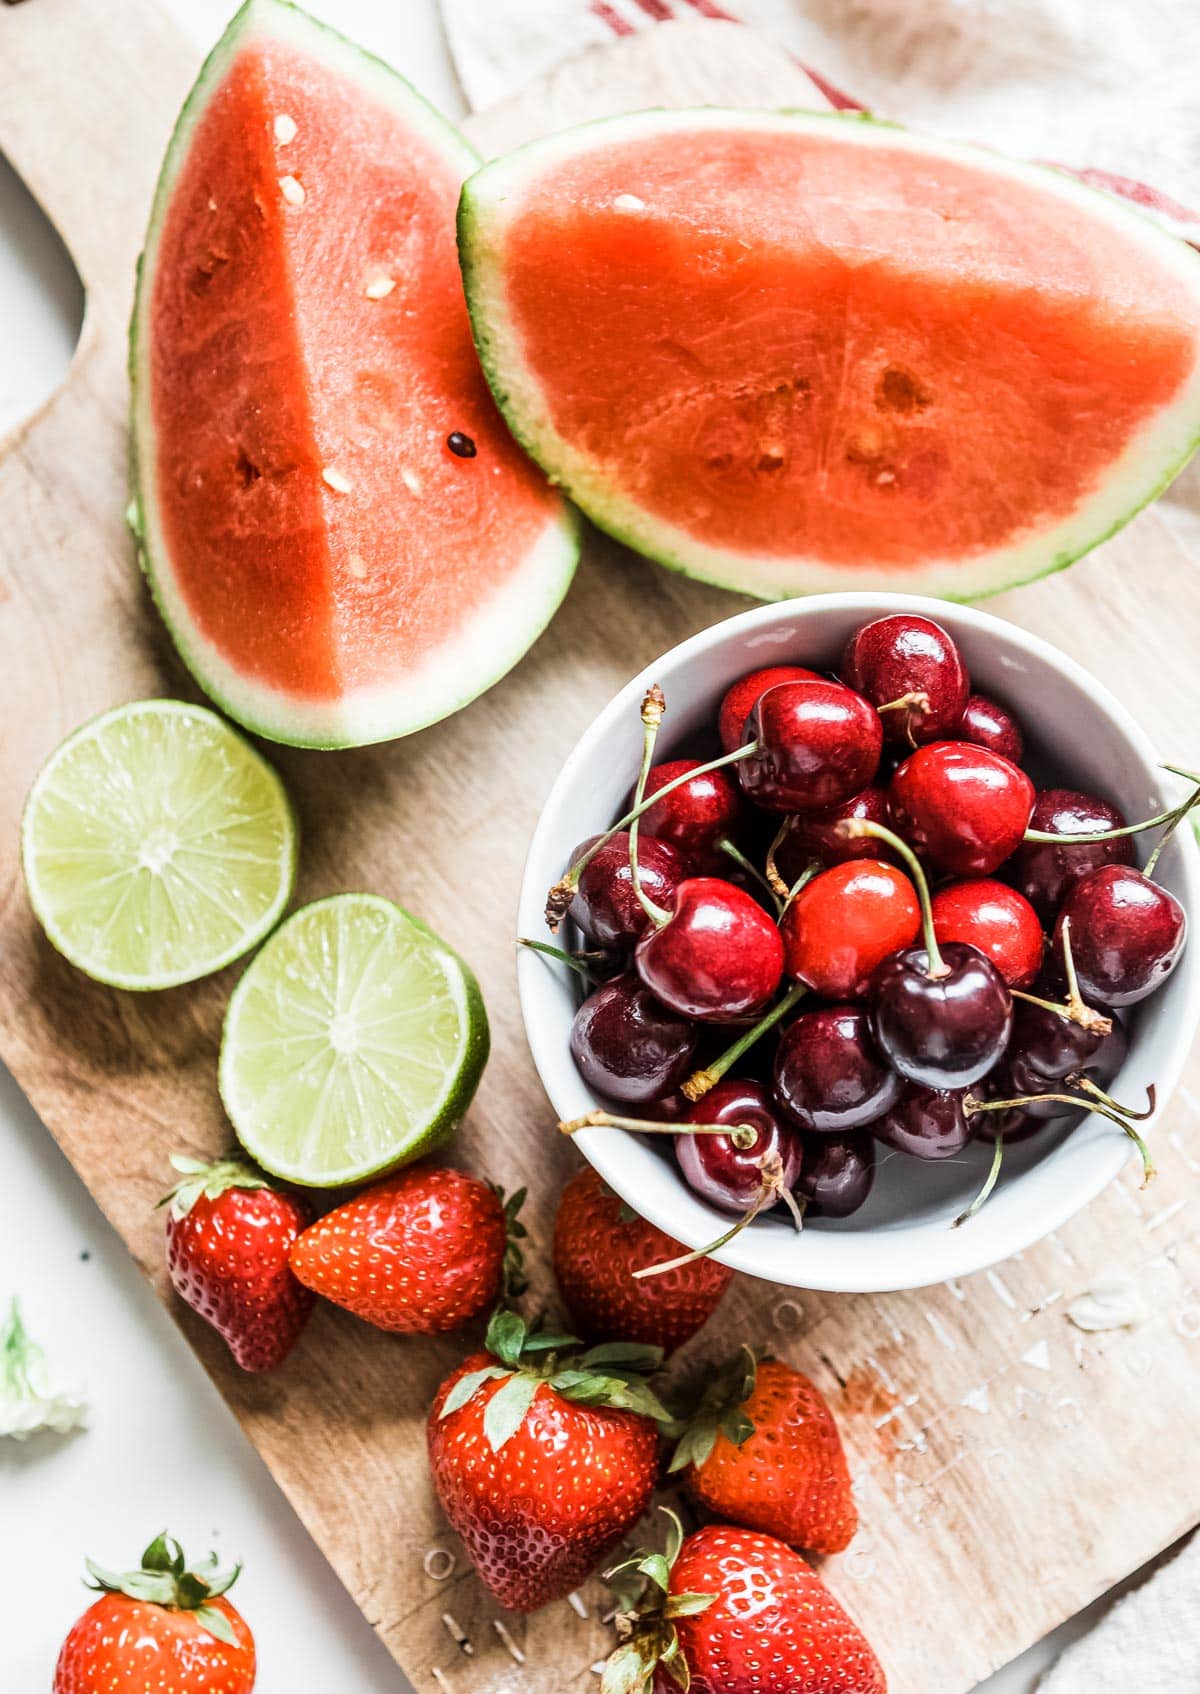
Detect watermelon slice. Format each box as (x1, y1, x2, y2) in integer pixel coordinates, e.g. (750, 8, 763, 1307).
(459, 110, 1200, 602)
(130, 0, 577, 748)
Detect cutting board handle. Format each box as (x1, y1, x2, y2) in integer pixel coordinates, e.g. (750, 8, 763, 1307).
(0, 0, 195, 315)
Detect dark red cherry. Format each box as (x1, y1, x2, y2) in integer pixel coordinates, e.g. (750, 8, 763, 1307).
(570, 973, 697, 1104)
(795, 1132, 875, 1218)
(739, 681, 882, 814)
(773, 786, 898, 879)
(677, 1079, 802, 1212)
(640, 759, 742, 869)
(954, 693, 1024, 764)
(890, 742, 1035, 876)
(773, 1004, 902, 1133)
(873, 1085, 971, 1160)
(781, 860, 920, 999)
(840, 614, 969, 746)
(569, 832, 691, 948)
(869, 941, 1012, 1088)
(968, 1076, 1039, 1142)
(636, 877, 784, 1022)
(718, 664, 822, 755)
(1005, 1011, 1127, 1120)
(1011, 789, 1135, 921)
(930, 878, 1044, 989)
(1055, 865, 1186, 1006)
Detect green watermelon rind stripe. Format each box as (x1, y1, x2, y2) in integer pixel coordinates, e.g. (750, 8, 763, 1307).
(129, 0, 579, 751)
(458, 106, 1200, 606)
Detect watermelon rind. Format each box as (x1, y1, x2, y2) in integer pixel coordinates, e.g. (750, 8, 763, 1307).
(459, 107, 1200, 604)
(130, 0, 579, 750)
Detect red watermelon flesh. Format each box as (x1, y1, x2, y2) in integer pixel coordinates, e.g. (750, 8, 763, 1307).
(460, 111, 1200, 601)
(133, 2, 576, 746)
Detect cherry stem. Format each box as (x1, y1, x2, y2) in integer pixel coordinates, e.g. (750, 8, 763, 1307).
(1145, 778, 1200, 878)
(1023, 778, 1200, 847)
(558, 1109, 758, 1150)
(517, 938, 608, 982)
(680, 981, 808, 1101)
(783, 857, 825, 915)
(764, 818, 794, 899)
(632, 1151, 792, 1280)
(1012, 918, 1112, 1034)
(835, 816, 947, 978)
(953, 1133, 1003, 1228)
(968, 1090, 1155, 1184)
(717, 838, 782, 915)
(544, 741, 759, 930)
(876, 689, 930, 717)
(628, 686, 671, 928)
(1069, 1075, 1157, 1122)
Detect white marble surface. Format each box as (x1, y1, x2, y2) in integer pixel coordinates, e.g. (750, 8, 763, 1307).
(0, 0, 1131, 1686)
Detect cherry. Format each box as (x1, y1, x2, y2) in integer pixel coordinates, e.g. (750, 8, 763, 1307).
(873, 1085, 972, 1160)
(955, 693, 1024, 764)
(780, 860, 920, 999)
(773, 1004, 902, 1133)
(840, 614, 969, 747)
(569, 973, 698, 1103)
(738, 680, 882, 814)
(1005, 1004, 1127, 1119)
(889, 742, 1035, 876)
(795, 1131, 875, 1218)
(872, 940, 1012, 1088)
(772, 787, 897, 881)
(636, 877, 784, 1022)
(640, 759, 742, 869)
(930, 878, 1044, 989)
(1054, 865, 1186, 1007)
(718, 664, 822, 755)
(569, 832, 692, 948)
(676, 1079, 803, 1212)
(1011, 789, 1135, 921)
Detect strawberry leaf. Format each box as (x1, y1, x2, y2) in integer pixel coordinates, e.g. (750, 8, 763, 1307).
(518, 1327, 580, 1355)
(439, 1365, 509, 1420)
(600, 1640, 658, 1694)
(668, 1346, 758, 1473)
(660, 1643, 691, 1690)
(637, 1553, 671, 1593)
(482, 1371, 542, 1452)
(581, 1342, 664, 1373)
(485, 1308, 528, 1368)
(664, 1592, 716, 1619)
(662, 1508, 685, 1567)
(193, 1605, 237, 1646)
(140, 1532, 183, 1575)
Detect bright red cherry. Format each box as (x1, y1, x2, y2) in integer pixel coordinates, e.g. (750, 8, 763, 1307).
(676, 1078, 802, 1212)
(931, 879, 1044, 989)
(1011, 788, 1134, 921)
(739, 681, 882, 814)
(955, 693, 1024, 764)
(569, 832, 692, 948)
(636, 877, 784, 1023)
(773, 1005, 902, 1133)
(840, 614, 968, 746)
(718, 664, 821, 755)
(773, 787, 897, 881)
(570, 973, 698, 1103)
(781, 859, 920, 999)
(889, 742, 1035, 876)
(641, 759, 742, 869)
(1055, 865, 1186, 1006)
(795, 1131, 875, 1218)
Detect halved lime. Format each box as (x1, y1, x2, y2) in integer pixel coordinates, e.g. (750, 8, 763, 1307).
(21, 700, 296, 990)
(219, 894, 489, 1186)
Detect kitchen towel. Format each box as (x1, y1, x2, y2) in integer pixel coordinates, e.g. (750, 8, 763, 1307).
(1038, 1532, 1199, 1693)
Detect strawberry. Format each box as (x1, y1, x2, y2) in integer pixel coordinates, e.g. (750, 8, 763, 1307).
(603, 1515, 885, 1694)
(671, 1349, 857, 1554)
(553, 1166, 732, 1356)
(161, 1155, 313, 1372)
(289, 1165, 524, 1334)
(54, 1533, 255, 1694)
(427, 1309, 673, 1611)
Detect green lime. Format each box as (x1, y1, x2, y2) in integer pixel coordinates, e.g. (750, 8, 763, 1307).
(21, 700, 296, 990)
(219, 894, 489, 1186)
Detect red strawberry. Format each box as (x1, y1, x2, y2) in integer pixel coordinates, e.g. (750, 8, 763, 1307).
(162, 1155, 313, 1372)
(289, 1165, 523, 1334)
(54, 1534, 255, 1694)
(553, 1166, 732, 1356)
(603, 1517, 885, 1694)
(427, 1309, 670, 1611)
(671, 1349, 858, 1554)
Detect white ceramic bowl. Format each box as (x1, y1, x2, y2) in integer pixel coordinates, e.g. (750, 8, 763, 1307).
(517, 593, 1200, 1292)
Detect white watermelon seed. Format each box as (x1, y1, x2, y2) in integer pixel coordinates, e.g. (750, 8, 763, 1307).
(401, 468, 422, 495)
(613, 193, 646, 212)
(279, 175, 305, 206)
(365, 275, 396, 300)
(274, 113, 298, 144)
(348, 553, 368, 579)
(322, 466, 352, 493)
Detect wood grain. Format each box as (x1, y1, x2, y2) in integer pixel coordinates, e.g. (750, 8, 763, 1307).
(2, 4, 1200, 1691)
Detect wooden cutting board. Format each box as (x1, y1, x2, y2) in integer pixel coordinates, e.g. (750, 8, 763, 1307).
(3, 3, 1200, 1690)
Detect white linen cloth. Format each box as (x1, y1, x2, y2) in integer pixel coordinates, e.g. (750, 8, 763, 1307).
(438, 3, 1200, 1685)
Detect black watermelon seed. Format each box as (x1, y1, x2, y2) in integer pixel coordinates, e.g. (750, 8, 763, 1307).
(446, 432, 477, 459)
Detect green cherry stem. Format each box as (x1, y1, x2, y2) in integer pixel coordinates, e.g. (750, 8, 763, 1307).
(764, 817, 795, 900)
(558, 1109, 758, 1150)
(1069, 1076, 1157, 1122)
(717, 838, 783, 914)
(1011, 917, 1112, 1034)
(952, 1133, 1004, 1228)
(1022, 777, 1200, 847)
(632, 1151, 799, 1280)
(835, 816, 947, 978)
(681, 981, 808, 1102)
(629, 686, 670, 928)
(517, 938, 609, 982)
(968, 1091, 1154, 1183)
(782, 857, 825, 916)
(1145, 779, 1200, 877)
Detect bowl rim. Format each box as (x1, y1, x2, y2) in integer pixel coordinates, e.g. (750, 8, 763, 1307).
(516, 590, 1200, 1292)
